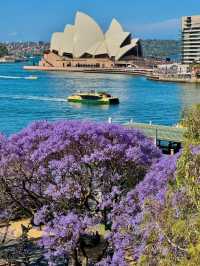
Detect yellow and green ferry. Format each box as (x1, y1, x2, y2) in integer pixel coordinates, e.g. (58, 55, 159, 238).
(68, 91, 119, 105)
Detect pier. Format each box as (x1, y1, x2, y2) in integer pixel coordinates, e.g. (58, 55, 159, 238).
(147, 74, 200, 83)
(126, 122, 185, 154)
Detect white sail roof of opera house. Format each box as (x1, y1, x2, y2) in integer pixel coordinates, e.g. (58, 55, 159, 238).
(50, 11, 141, 60)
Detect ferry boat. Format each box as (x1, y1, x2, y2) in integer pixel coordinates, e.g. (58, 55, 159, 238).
(68, 91, 119, 105)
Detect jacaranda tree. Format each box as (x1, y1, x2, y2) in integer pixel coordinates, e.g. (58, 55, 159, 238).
(0, 120, 161, 265)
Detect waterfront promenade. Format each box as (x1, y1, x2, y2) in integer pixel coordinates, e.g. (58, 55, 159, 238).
(127, 122, 185, 142)
(147, 73, 200, 83)
(24, 65, 152, 76)
(127, 122, 185, 154)
(24, 64, 200, 83)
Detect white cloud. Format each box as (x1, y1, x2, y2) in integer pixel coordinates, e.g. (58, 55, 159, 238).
(8, 32, 18, 37)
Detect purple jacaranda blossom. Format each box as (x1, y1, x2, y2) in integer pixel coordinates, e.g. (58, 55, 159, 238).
(108, 153, 181, 265)
(0, 120, 162, 264)
(39, 213, 92, 265)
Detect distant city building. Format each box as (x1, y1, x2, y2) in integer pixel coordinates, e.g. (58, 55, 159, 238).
(39, 11, 142, 69)
(182, 15, 200, 64)
(5, 41, 49, 57)
(156, 63, 190, 74)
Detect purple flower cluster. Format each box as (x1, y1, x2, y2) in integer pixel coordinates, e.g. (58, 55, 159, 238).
(0, 120, 163, 264)
(108, 154, 180, 265)
(40, 213, 91, 265)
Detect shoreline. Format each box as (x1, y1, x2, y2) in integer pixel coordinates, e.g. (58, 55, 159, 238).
(147, 75, 200, 83)
(24, 65, 200, 83)
(23, 65, 151, 76)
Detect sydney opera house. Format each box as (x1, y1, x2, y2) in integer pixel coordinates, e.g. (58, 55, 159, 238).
(39, 12, 142, 69)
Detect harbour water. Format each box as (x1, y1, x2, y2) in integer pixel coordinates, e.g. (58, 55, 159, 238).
(1, 62, 200, 135)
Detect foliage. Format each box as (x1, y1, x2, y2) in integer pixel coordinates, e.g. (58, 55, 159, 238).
(107, 144, 200, 265)
(132, 146, 200, 266)
(0, 44, 8, 57)
(141, 39, 180, 59)
(0, 120, 161, 265)
(106, 154, 179, 265)
(181, 104, 200, 143)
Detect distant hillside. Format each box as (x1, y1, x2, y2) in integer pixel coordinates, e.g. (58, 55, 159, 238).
(141, 40, 181, 59)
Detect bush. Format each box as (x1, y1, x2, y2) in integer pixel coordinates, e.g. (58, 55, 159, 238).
(181, 104, 200, 143)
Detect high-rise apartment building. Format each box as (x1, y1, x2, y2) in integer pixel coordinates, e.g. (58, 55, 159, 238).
(182, 15, 200, 64)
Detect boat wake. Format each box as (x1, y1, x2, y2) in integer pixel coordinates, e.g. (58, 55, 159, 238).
(0, 95, 67, 102)
(0, 75, 38, 80)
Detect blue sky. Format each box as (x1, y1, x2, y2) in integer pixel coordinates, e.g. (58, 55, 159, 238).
(1, 0, 200, 41)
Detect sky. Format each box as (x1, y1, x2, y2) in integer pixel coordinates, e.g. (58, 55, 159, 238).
(1, 0, 200, 42)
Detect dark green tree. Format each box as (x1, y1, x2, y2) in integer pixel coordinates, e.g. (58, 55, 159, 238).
(0, 44, 8, 57)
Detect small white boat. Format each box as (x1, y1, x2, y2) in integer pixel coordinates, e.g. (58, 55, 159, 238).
(25, 76, 38, 80)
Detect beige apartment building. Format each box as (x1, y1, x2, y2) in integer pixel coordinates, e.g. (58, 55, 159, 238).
(182, 15, 200, 64)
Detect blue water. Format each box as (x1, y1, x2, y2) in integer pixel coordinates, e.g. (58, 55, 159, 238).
(1, 62, 200, 135)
